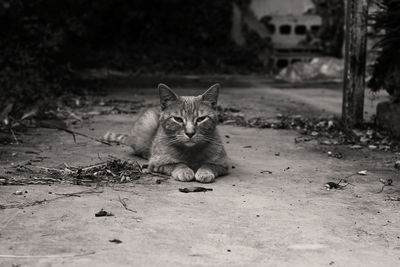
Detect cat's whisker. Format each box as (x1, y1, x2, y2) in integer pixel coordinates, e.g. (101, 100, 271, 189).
(201, 136, 223, 147)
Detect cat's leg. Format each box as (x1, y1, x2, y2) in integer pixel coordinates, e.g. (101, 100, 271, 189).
(195, 164, 228, 183)
(155, 163, 195, 182)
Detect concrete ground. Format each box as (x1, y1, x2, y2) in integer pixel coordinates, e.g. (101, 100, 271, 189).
(0, 76, 399, 267)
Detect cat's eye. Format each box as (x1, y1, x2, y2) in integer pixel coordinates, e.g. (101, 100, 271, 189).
(173, 116, 184, 123)
(196, 116, 207, 123)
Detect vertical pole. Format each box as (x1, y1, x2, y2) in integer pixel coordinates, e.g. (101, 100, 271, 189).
(342, 0, 368, 127)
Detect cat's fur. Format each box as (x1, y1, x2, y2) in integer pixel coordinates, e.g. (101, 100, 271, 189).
(104, 84, 229, 183)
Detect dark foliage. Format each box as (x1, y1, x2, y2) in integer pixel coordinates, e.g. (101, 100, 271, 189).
(311, 0, 345, 58)
(0, 0, 267, 116)
(0, 0, 268, 115)
(368, 0, 400, 97)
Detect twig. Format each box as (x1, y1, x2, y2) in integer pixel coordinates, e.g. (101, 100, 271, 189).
(378, 185, 386, 193)
(33, 166, 65, 172)
(385, 196, 400, 201)
(54, 188, 103, 197)
(10, 128, 19, 144)
(0, 188, 103, 209)
(12, 117, 110, 146)
(135, 161, 143, 172)
(148, 171, 170, 180)
(81, 162, 108, 171)
(118, 195, 137, 213)
(50, 126, 110, 146)
(0, 252, 95, 258)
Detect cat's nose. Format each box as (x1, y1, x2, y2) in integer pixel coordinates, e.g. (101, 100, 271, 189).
(185, 132, 195, 138)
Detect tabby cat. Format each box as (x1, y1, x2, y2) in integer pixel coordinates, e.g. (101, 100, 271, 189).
(104, 84, 229, 183)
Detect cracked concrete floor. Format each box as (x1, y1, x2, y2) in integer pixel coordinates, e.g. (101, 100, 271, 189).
(0, 76, 399, 267)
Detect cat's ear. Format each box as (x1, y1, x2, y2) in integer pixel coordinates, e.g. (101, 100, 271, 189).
(201, 83, 220, 108)
(158, 83, 178, 109)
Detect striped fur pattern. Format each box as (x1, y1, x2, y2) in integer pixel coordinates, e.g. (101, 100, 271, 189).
(103, 132, 128, 144)
(104, 83, 229, 183)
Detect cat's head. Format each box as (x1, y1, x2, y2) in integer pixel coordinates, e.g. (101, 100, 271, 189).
(158, 83, 220, 147)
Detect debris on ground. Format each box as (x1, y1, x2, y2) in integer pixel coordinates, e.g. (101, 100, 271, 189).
(13, 190, 23, 195)
(179, 187, 213, 193)
(1, 157, 161, 186)
(118, 196, 137, 213)
(1, 188, 103, 210)
(380, 178, 393, 186)
(217, 107, 400, 152)
(350, 145, 363, 149)
(0, 94, 148, 146)
(378, 178, 393, 193)
(394, 161, 400, 170)
(325, 179, 350, 190)
(109, 239, 122, 244)
(327, 151, 343, 159)
(385, 196, 400, 201)
(357, 170, 368, 176)
(95, 209, 114, 217)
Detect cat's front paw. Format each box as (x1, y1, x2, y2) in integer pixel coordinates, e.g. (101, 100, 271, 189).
(195, 168, 215, 183)
(172, 166, 195, 182)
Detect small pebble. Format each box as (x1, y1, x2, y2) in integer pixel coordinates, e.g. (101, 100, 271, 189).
(394, 161, 400, 170)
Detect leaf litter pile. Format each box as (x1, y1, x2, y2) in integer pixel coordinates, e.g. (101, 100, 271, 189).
(217, 107, 400, 151)
(0, 93, 149, 146)
(1, 157, 166, 186)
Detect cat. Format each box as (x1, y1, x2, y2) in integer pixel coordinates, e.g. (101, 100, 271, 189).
(104, 83, 229, 183)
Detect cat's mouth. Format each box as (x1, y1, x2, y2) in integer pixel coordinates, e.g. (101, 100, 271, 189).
(179, 138, 196, 147)
(183, 140, 196, 147)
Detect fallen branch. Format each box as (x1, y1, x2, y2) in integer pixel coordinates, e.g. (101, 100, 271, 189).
(146, 171, 170, 180)
(45, 126, 111, 146)
(0, 188, 103, 209)
(118, 195, 137, 213)
(54, 188, 104, 197)
(0, 252, 95, 258)
(377, 178, 393, 193)
(10, 128, 19, 144)
(11, 117, 111, 146)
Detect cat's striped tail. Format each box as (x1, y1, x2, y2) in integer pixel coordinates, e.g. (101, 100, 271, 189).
(103, 131, 129, 144)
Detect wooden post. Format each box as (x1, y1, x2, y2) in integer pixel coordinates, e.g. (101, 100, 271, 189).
(342, 0, 368, 127)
